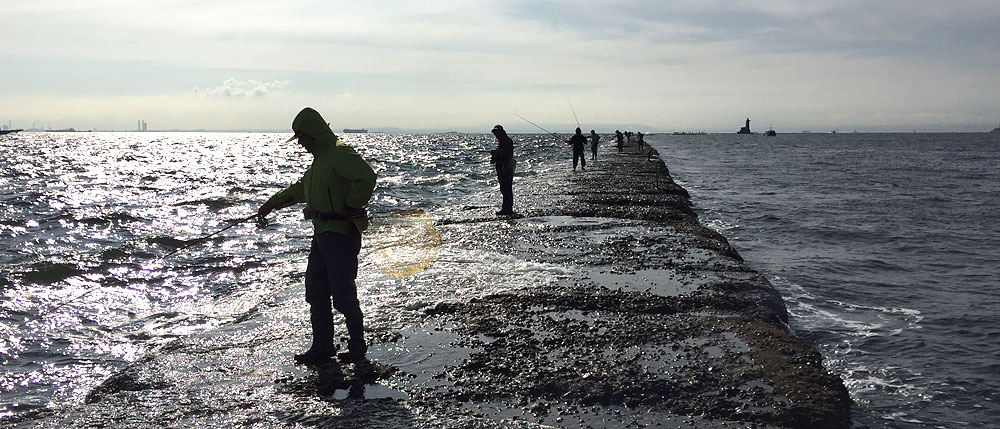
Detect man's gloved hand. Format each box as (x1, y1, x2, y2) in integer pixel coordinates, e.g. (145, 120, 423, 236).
(258, 202, 274, 218)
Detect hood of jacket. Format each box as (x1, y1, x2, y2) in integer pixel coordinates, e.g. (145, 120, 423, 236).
(292, 107, 340, 154)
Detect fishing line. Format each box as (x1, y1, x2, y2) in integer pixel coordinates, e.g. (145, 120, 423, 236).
(514, 114, 563, 140)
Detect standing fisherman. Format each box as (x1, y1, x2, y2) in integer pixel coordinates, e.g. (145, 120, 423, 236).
(615, 130, 624, 152)
(258, 107, 377, 364)
(490, 125, 516, 216)
(589, 129, 600, 160)
(569, 127, 587, 171)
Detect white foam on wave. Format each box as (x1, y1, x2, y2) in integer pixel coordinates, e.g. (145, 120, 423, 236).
(357, 245, 574, 317)
(845, 367, 929, 400)
(770, 274, 929, 416)
(418, 247, 572, 288)
(772, 276, 922, 336)
(702, 217, 739, 234)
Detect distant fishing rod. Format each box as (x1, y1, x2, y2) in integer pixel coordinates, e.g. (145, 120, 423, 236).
(514, 114, 564, 141)
(159, 213, 265, 260)
(568, 98, 581, 129)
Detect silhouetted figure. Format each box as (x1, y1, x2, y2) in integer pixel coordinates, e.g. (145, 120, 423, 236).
(615, 130, 624, 152)
(258, 107, 377, 365)
(589, 130, 600, 160)
(490, 125, 516, 215)
(637, 132, 644, 149)
(568, 127, 587, 170)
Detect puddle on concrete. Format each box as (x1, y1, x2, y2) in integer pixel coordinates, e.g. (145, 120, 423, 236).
(372, 321, 481, 392)
(584, 267, 697, 296)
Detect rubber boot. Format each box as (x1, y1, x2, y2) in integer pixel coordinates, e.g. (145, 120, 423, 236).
(295, 302, 336, 364)
(338, 310, 367, 363)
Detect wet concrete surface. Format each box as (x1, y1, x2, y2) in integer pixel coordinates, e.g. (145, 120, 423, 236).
(17, 141, 850, 428)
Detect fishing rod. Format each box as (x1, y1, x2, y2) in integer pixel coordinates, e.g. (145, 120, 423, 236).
(514, 114, 564, 141)
(159, 213, 265, 260)
(48, 213, 266, 312)
(568, 98, 581, 129)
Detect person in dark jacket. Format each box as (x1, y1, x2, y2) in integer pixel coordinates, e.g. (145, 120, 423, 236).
(615, 130, 624, 152)
(490, 125, 516, 215)
(589, 129, 600, 160)
(568, 127, 587, 170)
(258, 107, 377, 364)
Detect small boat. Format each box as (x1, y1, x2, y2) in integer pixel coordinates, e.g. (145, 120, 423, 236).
(342, 128, 368, 133)
(764, 127, 776, 136)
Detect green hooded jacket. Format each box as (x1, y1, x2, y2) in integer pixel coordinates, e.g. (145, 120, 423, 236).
(266, 107, 377, 235)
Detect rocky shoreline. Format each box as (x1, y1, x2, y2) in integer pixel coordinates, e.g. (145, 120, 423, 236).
(18, 139, 850, 428)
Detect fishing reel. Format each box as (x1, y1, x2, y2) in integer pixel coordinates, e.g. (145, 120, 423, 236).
(255, 215, 269, 229)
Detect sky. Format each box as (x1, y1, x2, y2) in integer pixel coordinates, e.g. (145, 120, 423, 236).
(2, 0, 999, 133)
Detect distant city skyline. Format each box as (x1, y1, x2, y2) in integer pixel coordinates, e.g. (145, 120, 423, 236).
(2, 2, 998, 133)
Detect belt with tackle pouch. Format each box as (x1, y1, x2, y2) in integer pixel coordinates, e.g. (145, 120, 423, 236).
(313, 208, 370, 233)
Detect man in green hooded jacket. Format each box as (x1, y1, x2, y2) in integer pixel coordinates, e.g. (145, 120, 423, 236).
(258, 107, 377, 364)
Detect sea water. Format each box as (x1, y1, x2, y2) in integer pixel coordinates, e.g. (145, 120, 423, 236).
(2, 131, 998, 428)
(648, 132, 1000, 428)
(0, 131, 567, 423)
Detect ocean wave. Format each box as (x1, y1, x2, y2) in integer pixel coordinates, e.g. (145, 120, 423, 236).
(19, 261, 85, 285)
(172, 197, 236, 210)
(147, 235, 192, 249)
(76, 212, 145, 225)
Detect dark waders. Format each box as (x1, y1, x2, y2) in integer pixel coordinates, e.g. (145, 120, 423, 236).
(497, 160, 514, 215)
(303, 228, 365, 359)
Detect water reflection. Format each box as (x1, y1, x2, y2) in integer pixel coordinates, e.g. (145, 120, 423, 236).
(1, 130, 568, 418)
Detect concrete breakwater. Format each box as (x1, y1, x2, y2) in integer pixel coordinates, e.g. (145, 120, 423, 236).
(21, 139, 850, 428)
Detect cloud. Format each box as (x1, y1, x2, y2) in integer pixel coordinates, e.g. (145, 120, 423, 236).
(197, 78, 291, 97)
(2, 2, 997, 131)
